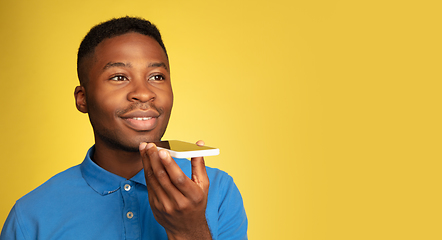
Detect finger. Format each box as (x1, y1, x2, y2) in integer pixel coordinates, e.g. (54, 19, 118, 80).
(139, 142, 154, 188)
(158, 149, 201, 198)
(191, 140, 209, 192)
(191, 140, 210, 192)
(147, 144, 187, 203)
(196, 140, 205, 146)
(139, 143, 159, 203)
(191, 156, 209, 190)
(140, 143, 170, 203)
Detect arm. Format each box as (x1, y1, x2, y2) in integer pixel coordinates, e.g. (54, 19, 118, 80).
(216, 174, 248, 240)
(1, 205, 28, 240)
(139, 141, 212, 240)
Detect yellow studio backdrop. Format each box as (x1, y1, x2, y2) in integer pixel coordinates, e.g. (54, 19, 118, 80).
(0, 0, 441, 239)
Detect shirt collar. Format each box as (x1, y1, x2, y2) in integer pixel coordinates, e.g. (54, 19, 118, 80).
(80, 146, 147, 196)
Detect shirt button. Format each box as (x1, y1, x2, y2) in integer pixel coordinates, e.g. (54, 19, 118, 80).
(127, 211, 134, 219)
(124, 184, 131, 191)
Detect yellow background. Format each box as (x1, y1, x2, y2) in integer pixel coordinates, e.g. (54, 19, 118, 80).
(1, 0, 441, 239)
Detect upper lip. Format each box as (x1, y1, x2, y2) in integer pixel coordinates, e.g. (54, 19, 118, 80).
(119, 110, 160, 119)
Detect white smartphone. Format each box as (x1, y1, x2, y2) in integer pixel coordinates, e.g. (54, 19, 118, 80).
(154, 140, 220, 158)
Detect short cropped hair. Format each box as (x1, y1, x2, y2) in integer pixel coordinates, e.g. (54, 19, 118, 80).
(77, 16, 167, 85)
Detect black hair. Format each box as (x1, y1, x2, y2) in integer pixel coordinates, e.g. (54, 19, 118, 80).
(77, 16, 167, 85)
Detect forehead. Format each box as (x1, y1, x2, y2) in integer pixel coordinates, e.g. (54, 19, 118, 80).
(92, 32, 169, 66)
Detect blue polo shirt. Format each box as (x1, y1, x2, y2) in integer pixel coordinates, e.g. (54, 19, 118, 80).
(0, 147, 247, 240)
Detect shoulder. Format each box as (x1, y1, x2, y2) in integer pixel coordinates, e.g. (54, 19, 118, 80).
(2, 165, 85, 239)
(15, 165, 84, 210)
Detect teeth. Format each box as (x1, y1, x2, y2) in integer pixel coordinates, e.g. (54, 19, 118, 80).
(132, 117, 152, 121)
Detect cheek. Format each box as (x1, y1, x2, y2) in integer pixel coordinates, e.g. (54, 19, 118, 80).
(87, 94, 119, 125)
(159, 95, 173, 117)
(161, 88, 174, 109)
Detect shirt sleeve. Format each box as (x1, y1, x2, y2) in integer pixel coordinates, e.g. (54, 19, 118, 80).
(0, 205, 27, 240)
(216, 174, 248, 240)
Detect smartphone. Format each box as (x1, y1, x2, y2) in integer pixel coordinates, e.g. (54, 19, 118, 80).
(154, 140, 220, 158)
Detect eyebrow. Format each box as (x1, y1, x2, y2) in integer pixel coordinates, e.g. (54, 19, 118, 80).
(148, 62, 168, 71)
(102, 62, 168, 71)
(103, 62, 131, 70)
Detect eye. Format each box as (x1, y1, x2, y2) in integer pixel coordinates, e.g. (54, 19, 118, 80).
(109, 75, 128, 81)
(148, 74, 165, 81)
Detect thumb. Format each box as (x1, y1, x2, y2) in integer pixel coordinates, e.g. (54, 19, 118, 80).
(191, 140, 210, 191)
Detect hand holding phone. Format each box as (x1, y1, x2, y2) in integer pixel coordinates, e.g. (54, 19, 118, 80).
(139, 140, 212, 239)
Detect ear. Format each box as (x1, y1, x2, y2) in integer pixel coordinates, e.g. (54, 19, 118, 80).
(74, 86, 88, 113)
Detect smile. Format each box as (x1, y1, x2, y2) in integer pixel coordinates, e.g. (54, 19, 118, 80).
(122, 117, 158, 131)
(132, 117, 152, 121)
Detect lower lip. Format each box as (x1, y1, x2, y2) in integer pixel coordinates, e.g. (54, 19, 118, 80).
(122, 117, 158, 131)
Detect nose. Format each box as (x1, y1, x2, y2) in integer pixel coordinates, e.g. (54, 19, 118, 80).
(127, 80, 156, 103)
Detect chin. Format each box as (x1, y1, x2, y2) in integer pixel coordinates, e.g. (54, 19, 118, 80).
(96, 133, 143, 153)
(96, 127, 166, 152)
(106, 138, 141, 152)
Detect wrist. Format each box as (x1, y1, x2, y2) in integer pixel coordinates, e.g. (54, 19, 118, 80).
(166, 224, 212, 240)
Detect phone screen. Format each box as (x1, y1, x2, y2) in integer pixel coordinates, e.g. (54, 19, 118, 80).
(154, 140, 217, 152)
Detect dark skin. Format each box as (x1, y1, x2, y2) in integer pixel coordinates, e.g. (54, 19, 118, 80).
(74, 32, 211, 240)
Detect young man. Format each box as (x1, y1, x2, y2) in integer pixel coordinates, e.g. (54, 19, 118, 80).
(1, 17, 247, 240)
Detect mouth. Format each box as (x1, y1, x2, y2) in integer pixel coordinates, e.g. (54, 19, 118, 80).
(122, 117, 158, 131)
(119, 110, 160, 131)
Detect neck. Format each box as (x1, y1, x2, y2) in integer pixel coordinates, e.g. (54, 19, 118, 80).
(92, 141, 144, 180)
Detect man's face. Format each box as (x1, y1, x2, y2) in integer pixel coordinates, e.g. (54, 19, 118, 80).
(76, 32, 173, 152)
